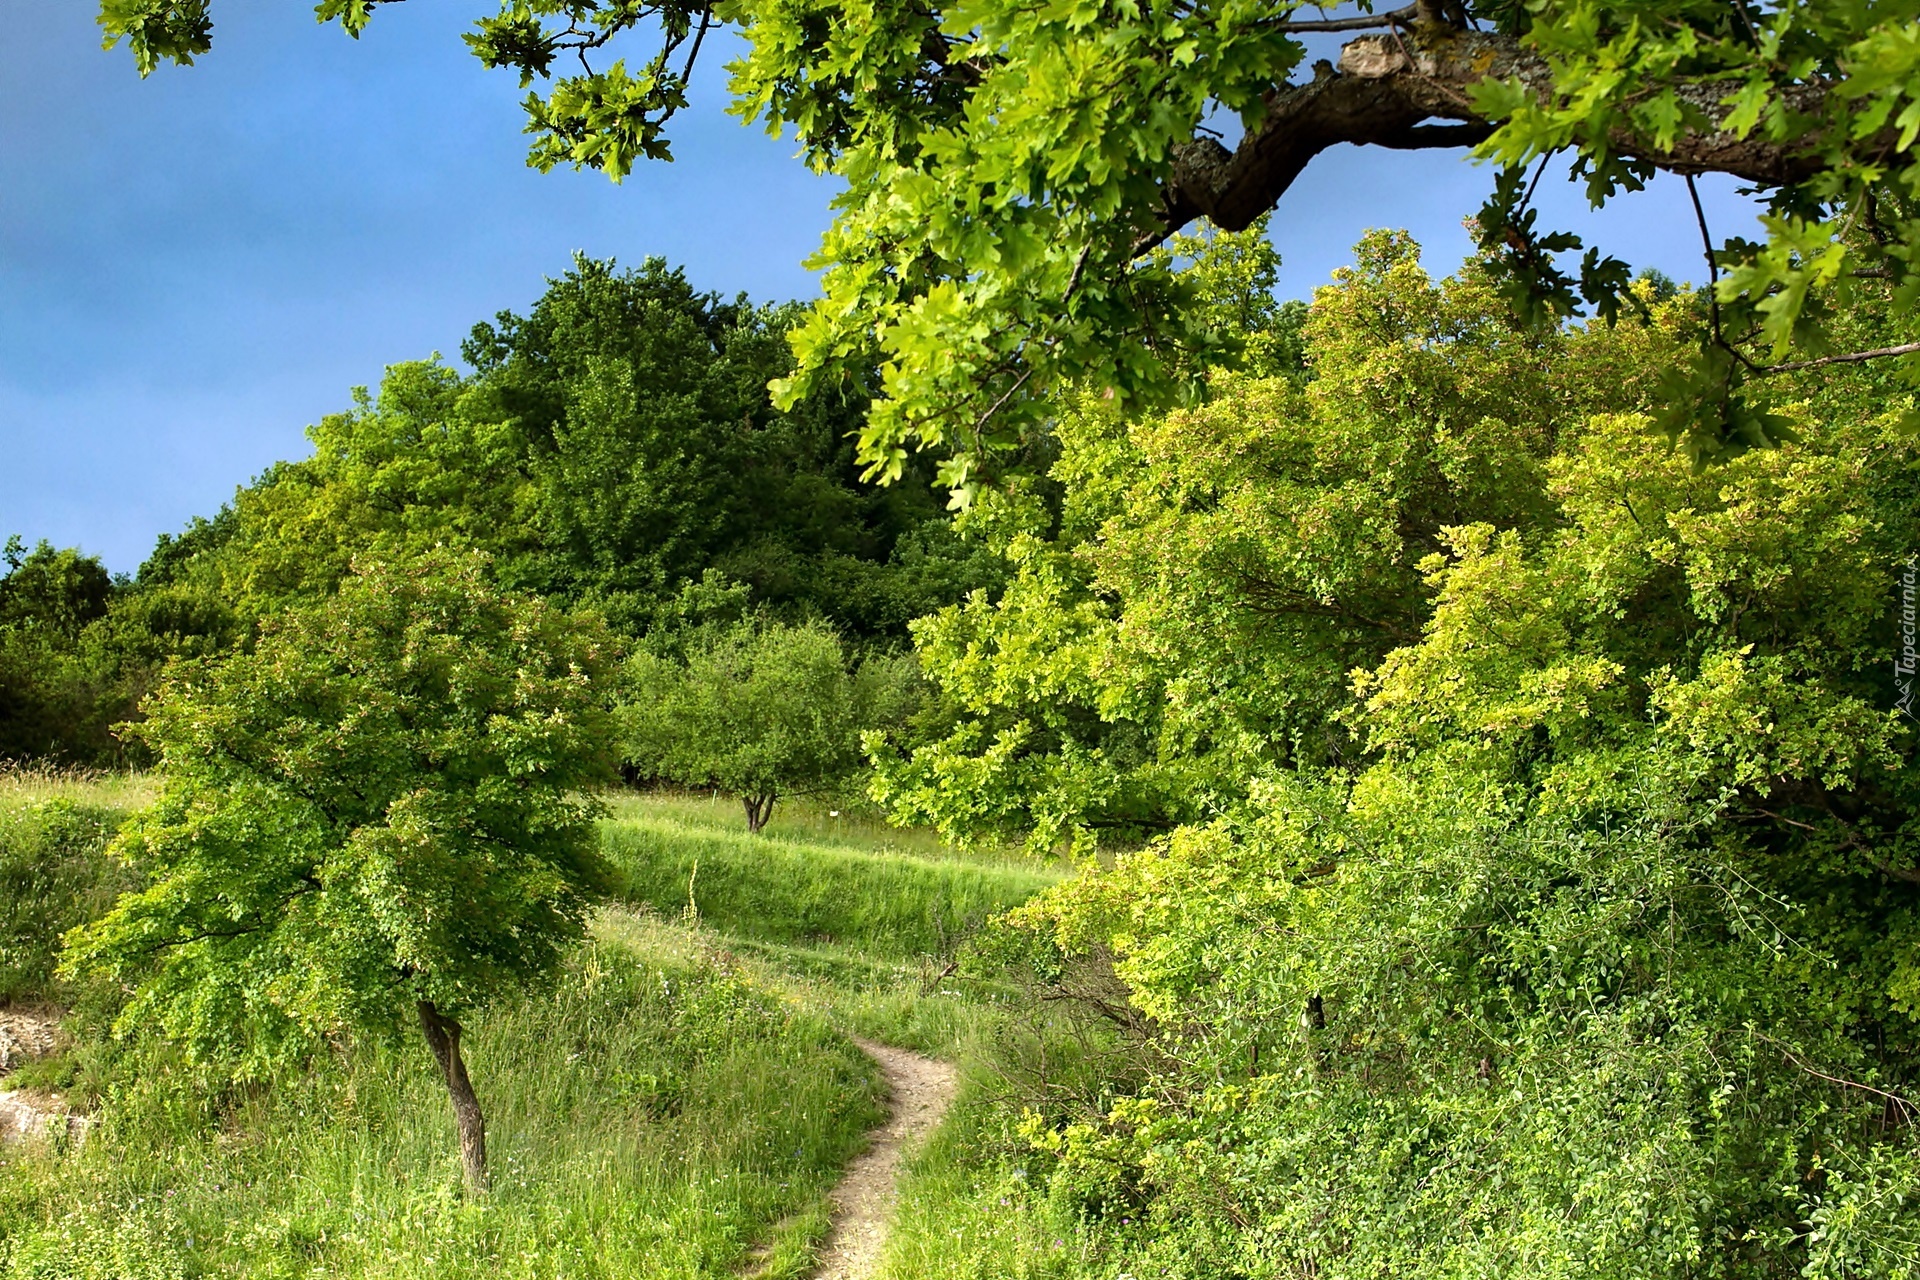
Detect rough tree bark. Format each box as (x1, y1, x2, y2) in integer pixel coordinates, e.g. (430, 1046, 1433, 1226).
(418, 999, 488, 1191)
(1140, 19, 1837, 255)
(742, 792, 777, 834)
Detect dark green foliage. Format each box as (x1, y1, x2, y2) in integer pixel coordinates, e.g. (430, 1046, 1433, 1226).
(178, 256, 998, 640)
(0, 543, 118, 764)
(0, 542, 235, 766)
(0, 540, 112, 635)
(466, 257, 998, 636)
(134, 509, 238, 589)
(0, 254, 999, 769)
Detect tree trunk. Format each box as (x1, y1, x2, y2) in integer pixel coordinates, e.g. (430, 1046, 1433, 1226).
(742, 792, 776, 833)
(418, 999, 487, 1191)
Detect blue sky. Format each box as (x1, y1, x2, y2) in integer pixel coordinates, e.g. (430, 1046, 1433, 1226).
(3, 4, 1754, 573)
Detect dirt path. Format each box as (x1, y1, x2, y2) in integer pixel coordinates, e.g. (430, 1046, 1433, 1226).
(808, 1037, 958, 1280)
(0, 1009, 86, 1146)
(0, 1010, 59, 1072)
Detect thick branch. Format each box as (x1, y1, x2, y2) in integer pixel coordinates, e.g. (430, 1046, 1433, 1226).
(1143, 27, 1835, 254)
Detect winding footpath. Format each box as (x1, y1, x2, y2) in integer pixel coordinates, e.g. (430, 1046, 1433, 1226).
(809, 1037, 958, 1280)
(7, 1010, 953, 1272)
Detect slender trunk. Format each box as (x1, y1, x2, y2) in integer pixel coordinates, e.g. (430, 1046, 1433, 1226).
(418, 999, 487, 1191)
(742, 792, 776, 833)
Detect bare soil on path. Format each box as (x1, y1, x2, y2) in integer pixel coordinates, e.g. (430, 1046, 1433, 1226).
(808, 1037, 958, 1280)
(0, 1008, 87, 1146)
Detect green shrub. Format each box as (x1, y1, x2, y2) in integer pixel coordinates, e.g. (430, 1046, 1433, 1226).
(617, 619, 920, 832)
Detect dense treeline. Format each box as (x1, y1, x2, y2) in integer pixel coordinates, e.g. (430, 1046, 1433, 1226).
(36, 1, 1920, 1272)
(0, 539, 234, 764)
(1, 256, 995, 766)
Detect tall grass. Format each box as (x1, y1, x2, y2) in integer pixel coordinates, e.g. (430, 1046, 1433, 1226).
(0, 794, 136, 1005)
(595, 912, 1011, 1062)
(594, 806, 1118, 1280)
(877, 1085, 1112, 1280)
(0, 762, 156, 812)
(600, 806, 1060, 961)
(0, 932, 883, 1279)
(2, 775, 1095, 1280)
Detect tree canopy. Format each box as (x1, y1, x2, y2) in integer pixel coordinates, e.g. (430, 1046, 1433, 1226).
(63, 552, 615, 1187)
(0, 539, 234, 764)
(2, 255, 996, 765)
(618, 617, 917, 830)
(101, 1, 1920, 481)
(879, 229, 1920, 1272)
(152, 256, 995, 639)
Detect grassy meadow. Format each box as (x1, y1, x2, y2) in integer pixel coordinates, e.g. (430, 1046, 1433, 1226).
(592, 798, 1131, 1280)
(0, 763, 159, 811)
(4, 937, 881, 1280)
(0, 777, 1117, 1280)
(600, 791, 1060, 962)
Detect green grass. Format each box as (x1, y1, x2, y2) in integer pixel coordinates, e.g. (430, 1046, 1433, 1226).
(597, 788, 1040, 868)
(596, 911, 1014, 1062)
(1, 925, 883, 1279)
(877, 1084, 1108, 1280)
(0, 795, 136, 1005)
(0, 762, 157, 812)
(592, 801, 1122, 1280)
(1, 780, 1101, 1280)
(601, 797, 1061, 962)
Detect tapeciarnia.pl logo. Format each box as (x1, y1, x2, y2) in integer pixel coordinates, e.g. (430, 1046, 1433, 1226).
(1900, 555, 1919, 722)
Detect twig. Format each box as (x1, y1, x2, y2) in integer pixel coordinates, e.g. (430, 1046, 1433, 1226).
(1755, 1032, 1918, 1120)
(1064, 241, 1094, 302)
(1749, 806, 1819, 832)
(972, 364, 1035, 434)
(1762, 341, 1920, 373)
(679, 7, 712, 85)
(1261, 4, 1418, 32)
(1685, 172, 1753, 371)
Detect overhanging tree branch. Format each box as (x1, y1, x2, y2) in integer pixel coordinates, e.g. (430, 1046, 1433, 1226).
(1138, 26, 1836, 259)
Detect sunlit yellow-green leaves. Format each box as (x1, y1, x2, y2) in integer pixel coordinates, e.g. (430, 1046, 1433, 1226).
(948, 243, 1920, 1277)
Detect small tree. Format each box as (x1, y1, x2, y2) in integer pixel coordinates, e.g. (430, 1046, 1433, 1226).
(618, 619, 914, 832)
(63, 552, 613, 1190)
